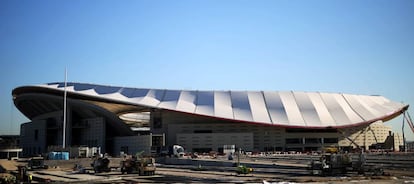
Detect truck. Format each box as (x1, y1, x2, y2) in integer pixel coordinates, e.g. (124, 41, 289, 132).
(172, 145, 185, 158)
(160, 145, 185, 158)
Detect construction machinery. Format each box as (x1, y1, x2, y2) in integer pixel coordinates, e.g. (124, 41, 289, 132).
(309, 152, 351, 176)
(27, 157, 48, 170)
(120, 156, 156, 176)
(310, 132, 383, 176)
(323, 147, 338, 154)
(234, 147, 253, 175)
(309, 151, 383, 176)
(236, 165, 253, 175)
(91, 157, 110, 173)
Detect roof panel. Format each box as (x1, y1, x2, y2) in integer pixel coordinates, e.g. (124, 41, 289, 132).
(307, 92, 336, 126)
(120, 88, 136, 98)
(55, 82, 75, 88)
(294, 92, 321, 126)
(214, 91, 233, 119)
(343, 94, 377, 121)
(334, 94, 364, 125)
(356, 95, 388, 116)
(73, 83, 96, 91)
(95, 86, 121, 94)
(231, 91, 253, 122)
(176, 91, 197, 113)
(138, 89, 164, 107)
(195, 91, 214, 116)
(248, 91, 271, 123)
(279, 91, 305, 126)
(120, 88, 151, 105)
(381, 96, 406, 110)
(320, 93, 350, 126)
(147, 89, 165, 101)
(367, 96, 395, 112)
(158, 90, 179, 109)
(263, 91, 289, 125)
(125, 88, 150, 98)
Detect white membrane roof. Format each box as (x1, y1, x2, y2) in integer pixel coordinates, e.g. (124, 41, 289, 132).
(33, 82, 407, 128)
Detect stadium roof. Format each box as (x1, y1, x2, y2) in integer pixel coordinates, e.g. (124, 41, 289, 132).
(13, 82, 409, 129)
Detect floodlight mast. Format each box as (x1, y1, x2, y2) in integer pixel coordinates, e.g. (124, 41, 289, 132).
(63, 68, 67, 149)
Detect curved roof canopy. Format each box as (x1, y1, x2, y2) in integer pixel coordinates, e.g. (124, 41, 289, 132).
(13, 82, 409, 129)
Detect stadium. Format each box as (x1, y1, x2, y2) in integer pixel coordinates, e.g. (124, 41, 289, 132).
(12, 82, 409, 157)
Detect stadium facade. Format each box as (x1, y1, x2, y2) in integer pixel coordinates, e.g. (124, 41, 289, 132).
(12, 82, 408, 157)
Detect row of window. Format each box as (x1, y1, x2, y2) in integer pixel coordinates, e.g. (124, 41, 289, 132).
(285, 138, 338, 144)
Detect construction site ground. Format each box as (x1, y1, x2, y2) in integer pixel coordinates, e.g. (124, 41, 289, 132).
(1, 152, 414, 183)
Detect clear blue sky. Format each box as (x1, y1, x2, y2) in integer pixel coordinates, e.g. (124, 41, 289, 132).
(1, 0, 413, 140)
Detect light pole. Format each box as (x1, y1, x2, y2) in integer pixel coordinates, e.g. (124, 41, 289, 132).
(63, 68, 67, 149)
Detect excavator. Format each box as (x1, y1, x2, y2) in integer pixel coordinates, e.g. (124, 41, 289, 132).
(309, 129, 384, 176)
(120, 151, 156, 176)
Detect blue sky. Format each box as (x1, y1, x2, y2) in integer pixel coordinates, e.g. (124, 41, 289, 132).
(1, 0, 413, 140)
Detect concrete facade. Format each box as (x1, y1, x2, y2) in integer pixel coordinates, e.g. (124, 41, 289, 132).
(20, 120, 47, 156)
(77, 117, 106, 152)
(112, 135, 152, 156)
(152, 111, 403, 153)
(19, 111, 107, 157)
(177, 133, 254, 152)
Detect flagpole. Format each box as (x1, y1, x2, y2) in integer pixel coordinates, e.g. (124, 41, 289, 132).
(63, 68, 67, 149)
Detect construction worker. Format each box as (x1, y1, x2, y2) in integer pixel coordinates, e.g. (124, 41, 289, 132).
(28, 174, 32, 183)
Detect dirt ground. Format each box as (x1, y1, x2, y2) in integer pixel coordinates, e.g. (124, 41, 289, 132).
(25, 166, 414, 184)
(155, 167, 413, 184)
(40, 157, 414, 183)
(2, 153, 414, 183)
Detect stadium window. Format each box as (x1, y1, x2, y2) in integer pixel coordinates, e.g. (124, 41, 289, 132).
(286, 138, 302, 144)
(194, 130, 212, 133)
(324, 138, 338, 143)
(305, 138, 321, 144)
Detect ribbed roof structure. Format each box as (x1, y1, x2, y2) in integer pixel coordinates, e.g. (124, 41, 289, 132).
(13, 82, 408, 128)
